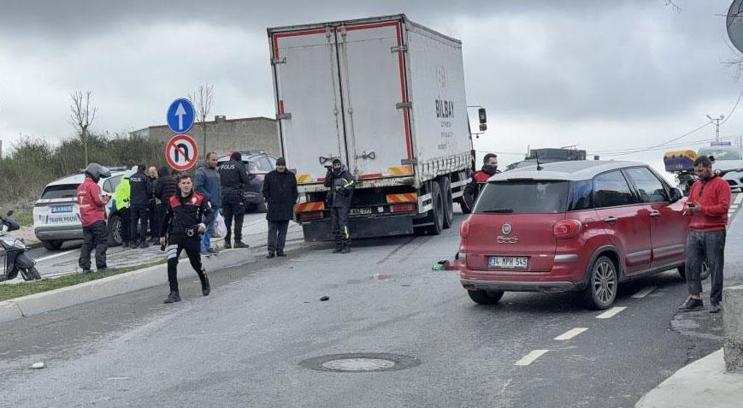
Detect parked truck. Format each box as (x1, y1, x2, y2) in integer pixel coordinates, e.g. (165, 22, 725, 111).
(267, 14, 484, 241)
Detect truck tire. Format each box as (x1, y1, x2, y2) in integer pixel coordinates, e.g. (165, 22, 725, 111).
(438, 177, 454, 229)
(108, 214, 124, 246)
(426, 182, 444, 235)
(42, 240, 63, 251)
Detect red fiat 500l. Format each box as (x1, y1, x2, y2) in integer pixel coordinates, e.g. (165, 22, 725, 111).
(456, 161, 689, 309)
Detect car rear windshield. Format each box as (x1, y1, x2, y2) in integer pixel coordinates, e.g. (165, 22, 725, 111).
(41, 184, 79, 199)
(474, 180, 570, 214)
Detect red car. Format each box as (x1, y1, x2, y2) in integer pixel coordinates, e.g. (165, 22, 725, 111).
(454, 161, 689, 309)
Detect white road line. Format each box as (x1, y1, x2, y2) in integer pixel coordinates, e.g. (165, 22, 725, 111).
(554, 328, 588, 341)
(36, 249, 75, 263)
(596, 306, 627, 319)
(514, 350, 549, 366)
(736, 194, 743, 205)
(631, 286, 657, 299)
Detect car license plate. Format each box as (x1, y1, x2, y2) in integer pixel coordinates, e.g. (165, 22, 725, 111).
(51, 205, 73, 214)
(488, 256, 528, 269)
(349, 208, 372, 216)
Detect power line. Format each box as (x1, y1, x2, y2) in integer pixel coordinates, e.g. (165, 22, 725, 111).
(591, 122, 712, 155)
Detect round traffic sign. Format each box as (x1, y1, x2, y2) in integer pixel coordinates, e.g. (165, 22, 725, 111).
(165, 134, 199, 171)
(166, 98, 196, 134)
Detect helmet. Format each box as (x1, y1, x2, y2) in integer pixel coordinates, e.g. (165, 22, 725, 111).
(85, 163, 111, 181)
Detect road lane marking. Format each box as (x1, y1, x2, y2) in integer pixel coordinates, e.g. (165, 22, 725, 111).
(596, 306, 627, 319)
(631, 286, 657, 299)
(554, 328, 588, 341)
(736, 194, 743, 205)
(514, 350, 549, 366)
(36, 250, 75, 263)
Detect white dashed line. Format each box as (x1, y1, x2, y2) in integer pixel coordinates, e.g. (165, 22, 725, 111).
(554, 328, 588, 341)
(514, 350, 549, 366)
(596, 306, 627, 319)
(735, 194, 743, 205)
(631, 286, 657, 299)
(36, 249, 75, 262)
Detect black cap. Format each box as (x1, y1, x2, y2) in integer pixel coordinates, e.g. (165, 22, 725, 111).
(276, 157, 286, 166)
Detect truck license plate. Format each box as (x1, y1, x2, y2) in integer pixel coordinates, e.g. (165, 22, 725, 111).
(349, 208, 372, 216)
(488, 256, 528, 269)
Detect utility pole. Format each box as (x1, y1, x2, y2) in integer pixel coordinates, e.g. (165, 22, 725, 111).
(706, 114, 724, 143)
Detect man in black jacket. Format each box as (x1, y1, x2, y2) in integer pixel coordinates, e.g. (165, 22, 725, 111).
(129, 164, 153, 248)
(262, 157, 298, 258)
(147, 166, 159, 244)
(218, 151, 251, 249)
(324, 159, 355, 253)
(159, 174, 213, 304)
(154, 166, 178, 237)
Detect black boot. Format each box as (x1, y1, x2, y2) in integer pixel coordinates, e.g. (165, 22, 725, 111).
(201, 272, 211, 296)
(340, 241, 351, 254)
(332, 240, 343, 253)
(266, 252, 275, 259)
(224, 240, 232, 249)
(164, 290, 181, 304)
(234, 240, 248, 249)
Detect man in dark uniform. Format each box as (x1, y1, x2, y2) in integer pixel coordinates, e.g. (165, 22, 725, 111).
(324, 159, 355, 254)
(159, 174, 213, 304)
(463, 153, 499, 206)
(218, 151, 251, 249)
(129, 164, 153, 248)
(262, 157, 298, 258)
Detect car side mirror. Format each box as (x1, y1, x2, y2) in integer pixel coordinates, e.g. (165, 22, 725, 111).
(669, 188, 683, 203)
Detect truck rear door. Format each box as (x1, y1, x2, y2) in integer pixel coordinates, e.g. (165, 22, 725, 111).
(271, 28, 348, 183)
(336, 21, 413, 179)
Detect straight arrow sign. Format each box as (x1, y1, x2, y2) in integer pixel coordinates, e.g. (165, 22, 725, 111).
(175, 103, 186, 131)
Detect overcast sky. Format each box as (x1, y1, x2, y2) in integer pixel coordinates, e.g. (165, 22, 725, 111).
(1, 0, 743, 176)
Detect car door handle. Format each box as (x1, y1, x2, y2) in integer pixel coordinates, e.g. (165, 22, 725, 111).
(649, 210, 661, 217)
(604, 216, 618, 223)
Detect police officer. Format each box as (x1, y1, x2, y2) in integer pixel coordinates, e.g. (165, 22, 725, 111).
(218, 151, 251, 249)
(129, 164, 153, 248)
(324, 159, 355, 253)
(159, 174, 213, 304)
(463, 153, 499, 208)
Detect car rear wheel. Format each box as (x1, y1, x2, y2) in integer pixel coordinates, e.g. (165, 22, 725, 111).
(108, 214, 124, 246)
(583, 256, 618, 310)
(467, 289, 505, 305)
(42, 240, 63, 251)
(677, 261, 710, 281)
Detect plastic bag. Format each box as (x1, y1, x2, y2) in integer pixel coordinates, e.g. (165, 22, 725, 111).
(214, 213, 227, 238)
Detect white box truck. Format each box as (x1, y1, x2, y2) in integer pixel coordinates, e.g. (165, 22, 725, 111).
(267, 14, 484, 241)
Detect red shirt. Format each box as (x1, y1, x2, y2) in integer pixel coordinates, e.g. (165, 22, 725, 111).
(687, 176, 731, 232)
(77, 177, 107, 227)
(472, 171, 491, 183)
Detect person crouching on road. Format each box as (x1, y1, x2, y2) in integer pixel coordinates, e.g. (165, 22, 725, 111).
(159, 174, 213, 304)
(678, 155, 731, 314)
(324, 159, 355, 253)
(77, 163, 112, 274)
(262, 157, 298, 258)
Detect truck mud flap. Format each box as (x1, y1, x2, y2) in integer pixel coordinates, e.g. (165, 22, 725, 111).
(302, 215, 415, 242)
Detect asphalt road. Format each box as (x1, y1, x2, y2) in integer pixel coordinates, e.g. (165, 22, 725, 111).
(0, 208, 732, 408)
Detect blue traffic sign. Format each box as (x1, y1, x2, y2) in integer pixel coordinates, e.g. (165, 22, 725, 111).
(166, 98, 196, 134)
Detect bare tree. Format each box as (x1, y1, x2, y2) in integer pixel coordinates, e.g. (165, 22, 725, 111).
(70, 90, 97, 166)
(190, 84, 214, 160)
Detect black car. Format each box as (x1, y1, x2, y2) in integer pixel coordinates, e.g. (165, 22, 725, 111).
(217, 150, 277, 212)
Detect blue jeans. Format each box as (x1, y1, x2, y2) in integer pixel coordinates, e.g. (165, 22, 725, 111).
(201, 208, 219, 252)
(685, 230, 726, 304)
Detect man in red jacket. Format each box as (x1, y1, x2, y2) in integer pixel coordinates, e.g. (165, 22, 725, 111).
(678, 155, 731, 313)
(76, 163, 111, 274)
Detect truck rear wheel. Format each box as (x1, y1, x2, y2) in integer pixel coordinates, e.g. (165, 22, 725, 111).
(439, 177, 454, 229)
(425, 182, 444, 235)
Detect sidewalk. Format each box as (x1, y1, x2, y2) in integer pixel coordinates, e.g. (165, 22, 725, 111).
(635, 349, 743, 408)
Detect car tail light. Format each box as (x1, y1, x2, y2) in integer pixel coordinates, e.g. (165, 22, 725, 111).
(297, 211, 323, 222)
(460, 219, 471, 239)
(390, 203, 416, 213)
(553, 219, 582, 239)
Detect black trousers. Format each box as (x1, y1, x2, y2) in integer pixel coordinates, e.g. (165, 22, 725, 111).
(331, 206, 350, 242)
(130, 205, 148, 244)
(155, 203, 166, 238)
(149, 203, 159, 240)
(166, 235, 207, 293)
(267, 220, 289, 253)
(119, 207, 131, 244)
(222, 192, 245, 242)
(79, 220, 108, 270)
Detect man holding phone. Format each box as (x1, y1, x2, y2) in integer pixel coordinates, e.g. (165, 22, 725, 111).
(678, 155, 731, 313)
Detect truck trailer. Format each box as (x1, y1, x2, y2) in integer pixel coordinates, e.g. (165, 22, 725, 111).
(267, 14, 482, 241)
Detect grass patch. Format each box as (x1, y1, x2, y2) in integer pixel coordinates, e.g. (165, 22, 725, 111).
(0, 260, 165, 302)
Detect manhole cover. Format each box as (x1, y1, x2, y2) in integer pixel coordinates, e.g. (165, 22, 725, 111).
(300, 353, 420, 372)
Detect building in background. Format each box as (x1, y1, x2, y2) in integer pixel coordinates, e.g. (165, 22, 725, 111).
(130, 116, 280, 158)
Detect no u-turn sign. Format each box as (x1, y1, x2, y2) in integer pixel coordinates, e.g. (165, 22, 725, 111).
(166, 134, 199, 171)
